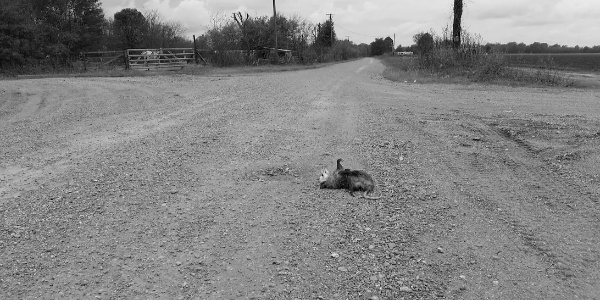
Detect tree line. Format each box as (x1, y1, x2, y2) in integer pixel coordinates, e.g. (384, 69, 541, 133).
(370, 37, 394, 56)
(204, 12, 368, 66)
(0, 0, 192, 71)
(407, 40, 600, 55)
(0, 0, 372, 71)
(368, 37, 600, 56)
(485, 42, 600, 54)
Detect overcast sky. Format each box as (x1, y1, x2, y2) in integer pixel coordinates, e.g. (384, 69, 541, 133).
(101, 0, 600, 48)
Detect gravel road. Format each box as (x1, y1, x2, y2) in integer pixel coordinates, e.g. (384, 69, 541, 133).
(1, 58, 600, 299)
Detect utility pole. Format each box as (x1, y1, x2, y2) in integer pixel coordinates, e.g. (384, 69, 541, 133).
(326, 13, 334, 46)
(273, 0, 277, 50)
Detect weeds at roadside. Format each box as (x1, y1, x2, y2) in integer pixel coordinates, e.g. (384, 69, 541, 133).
(381, 27, 575, 87)
(380, 53, 574, 87)
(1, 61, 343, 80)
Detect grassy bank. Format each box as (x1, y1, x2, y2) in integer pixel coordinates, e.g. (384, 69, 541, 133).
(380, 52, 576, 87)
(4, 60, 350, 80)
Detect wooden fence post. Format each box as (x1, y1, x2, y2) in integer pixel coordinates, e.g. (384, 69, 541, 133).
(82, 52, 87, 71)
(193, 35, 199, 65)
(124, 50, 129, 69)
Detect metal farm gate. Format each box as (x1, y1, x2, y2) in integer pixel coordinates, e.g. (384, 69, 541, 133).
(126, 48, 201, 70)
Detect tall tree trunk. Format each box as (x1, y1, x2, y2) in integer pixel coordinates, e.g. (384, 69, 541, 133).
(273, 0, 277, 50)
(452, 0, 463, 49)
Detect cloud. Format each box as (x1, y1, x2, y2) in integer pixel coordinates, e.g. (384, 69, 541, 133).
(142, 0, 211, 32)
(100, 0, 600, 47)
(171, 0, 212, 34)
(203, 0, 270, 13)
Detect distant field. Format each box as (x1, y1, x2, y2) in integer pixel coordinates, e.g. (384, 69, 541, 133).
(503, 53, 600, 72)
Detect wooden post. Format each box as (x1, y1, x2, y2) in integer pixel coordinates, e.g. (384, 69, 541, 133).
(82, 52, 87, 71)
(273, 0, 277, 51)
(124, 50, 130, 70)
(193, 35, 199, 65)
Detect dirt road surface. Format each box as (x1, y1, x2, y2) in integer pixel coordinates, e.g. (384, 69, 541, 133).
(2, 58, 600, 299)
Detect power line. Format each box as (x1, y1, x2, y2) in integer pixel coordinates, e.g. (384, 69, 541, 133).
(335, 24, 387, 39)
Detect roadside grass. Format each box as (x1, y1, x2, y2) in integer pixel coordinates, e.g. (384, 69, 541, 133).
(380, 53, 577, 88)
(2, 60, 347, 80)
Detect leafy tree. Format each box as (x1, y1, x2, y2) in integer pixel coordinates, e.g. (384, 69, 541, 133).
(29, 0, 105, 54)
(0, 1, 32, 67)
(315, 19, 336, 47)
(233, 12, 271, 52)
(505, 42, 519, 53)
(370, 38, 386, 56)
(114, 8, 146, 49)
(413, 32, 434, 55)
(358, 43, 370, 56)
(273, 14, 298, 49)
(194, 34, 208, 49)
(1, 0, 105, 69)
(369, 36, 394, 55)
(383, 37, 394, 53)
(331, 39, 360, 60)
(67, 0, 105, 52)
(100, 17, 120, 50)
(525, 42, 548, 53)
(206, 18, 241, 66)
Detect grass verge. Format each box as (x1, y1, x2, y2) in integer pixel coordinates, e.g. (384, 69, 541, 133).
(379, 53, 577, 88)
(3, 60, 351, 80)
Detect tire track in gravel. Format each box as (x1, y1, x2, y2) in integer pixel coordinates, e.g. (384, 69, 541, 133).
(0, 75, 282, 299)
(476, 116, 600, 295)
(0, 77, 223, 203)
(462, 114, 600, 277)
(397, 107, 600, 298)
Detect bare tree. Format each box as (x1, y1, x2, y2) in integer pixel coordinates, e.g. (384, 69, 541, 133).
(143, 9, 163, 48)
(142, 9, 187, 48)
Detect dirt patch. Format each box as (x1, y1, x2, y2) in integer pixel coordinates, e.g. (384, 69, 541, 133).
(1, 58, 600, 299)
